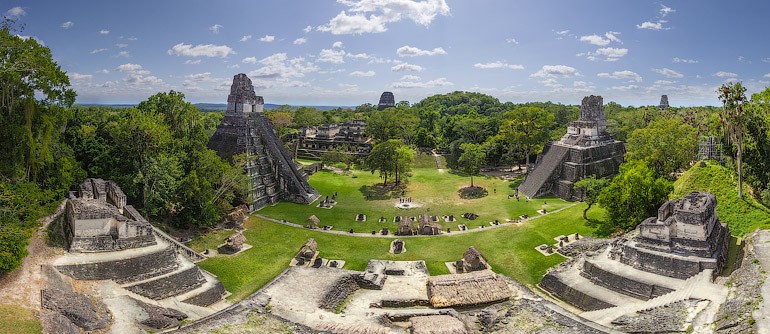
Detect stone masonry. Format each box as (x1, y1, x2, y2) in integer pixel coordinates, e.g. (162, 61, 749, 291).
(377, 91, 395, 110)
(519, 95, 624, 200)
(208, 73, 320, 211)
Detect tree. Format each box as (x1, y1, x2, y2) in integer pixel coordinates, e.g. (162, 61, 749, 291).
(457, 143, 486, 187)
(293, 107, 324, 128)
(364, 139, 412, 185)
(499, 106, 554, 166)
(718, 82, 748, 198)
(625, 119, 698, 179)
(393, 145, 414, 185)
(365, 109, 418, 144)
(321, 145, 356, 170)
(596, 161, 672, 235)
(574, 176, 610, 219)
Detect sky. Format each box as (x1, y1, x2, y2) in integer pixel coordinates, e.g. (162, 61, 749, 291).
(5, 0, 770, 107)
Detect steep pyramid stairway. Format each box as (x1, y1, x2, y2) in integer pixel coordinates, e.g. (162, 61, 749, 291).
(519, 144, 569, 198)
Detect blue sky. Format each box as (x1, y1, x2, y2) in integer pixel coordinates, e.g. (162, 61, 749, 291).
(6, 0, 770, 106)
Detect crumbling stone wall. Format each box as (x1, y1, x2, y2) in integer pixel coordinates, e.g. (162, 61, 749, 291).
(580, 261, 673, 300)
(56, 246, 178, 282)
(318, 275, 360, 311)
(182, 281, 228, 307)
(125, 266, 206, 300)
(539, 273, 615, 311)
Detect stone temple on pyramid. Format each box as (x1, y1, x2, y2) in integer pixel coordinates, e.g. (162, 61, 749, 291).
(518, 95, 625, 200)
(208, 73, 320, 211)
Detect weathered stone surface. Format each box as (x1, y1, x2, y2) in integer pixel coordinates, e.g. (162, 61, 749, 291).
(207, 73, 320, 211)
(377, 91, 395, 110)
(41, 310, 81, 334)
(659, 94, 669, 110)
(714, 231, 763, 334)
(580, 260, 673, 300)
(611, 299, 696, 333)
(56, 246, 179, 283)
(125, 265, 206, 300)
(296, 119, 371, 160)
(539, 273, 615, 311)
(130, 297, 188, 329)
(318, 275, 360, 310)
(41, 289, 111, 330)
(182, 281, 227, 307)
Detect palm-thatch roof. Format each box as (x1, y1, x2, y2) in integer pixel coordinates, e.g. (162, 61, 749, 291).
(410, 315, 468, 334)
(307, 215, 320, 224)
(427, 271, 511, 308)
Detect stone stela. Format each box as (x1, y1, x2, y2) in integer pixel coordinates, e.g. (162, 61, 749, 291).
(518, 95, 625, 200)
(207, 73, 320, 211)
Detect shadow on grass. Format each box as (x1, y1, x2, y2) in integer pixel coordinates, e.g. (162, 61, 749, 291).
(359, 183, 407, 201)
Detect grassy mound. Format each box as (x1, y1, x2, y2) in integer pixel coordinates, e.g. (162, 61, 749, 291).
(672, 161, 770, 236)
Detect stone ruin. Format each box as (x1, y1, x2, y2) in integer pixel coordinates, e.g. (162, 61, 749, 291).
(296, 119, 372, 160)
(64, 178, 155, 252)
(295, 238, 318, 264)
(454, 246, 489, 273)
(377, 91, 396, 110)
(539, 191, 730, 327)
(397, 217, 415, 236)
(519, 95, 625, 200)
(220, 232, 247, 254)
(417, 214, 442, 235)
(616, 191, 730, 279)
(207, 73, 320, 211)
(659, 94, 669, 110)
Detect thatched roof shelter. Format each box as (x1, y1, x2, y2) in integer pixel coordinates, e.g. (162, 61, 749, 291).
(410, 315, 468, 334)
(397, 218, 415, 236)
(306, 215, 320, 228)
(427, 271, 511, 308)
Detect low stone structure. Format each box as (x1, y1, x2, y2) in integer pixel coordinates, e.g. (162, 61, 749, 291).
(64, 178, 155, 252)
(397, 217, 415, 236)
(296, 119, 372, 159)
(427, 271, 511, 308)
(418, 214, 441, 235)
(207, 73, 320, 211)
(519, 95, 624, 200)
(295, 238, 318, 265)
(219, 232, 247, 254)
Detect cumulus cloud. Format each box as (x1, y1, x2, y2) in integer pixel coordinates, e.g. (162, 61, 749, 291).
(713, 71, 738, 78)
(259, 35, 275, 42)
(595, 47, 628, 60)
(117, 51, 130, 58)
(247, 53, 319, 79)
(332, 41, 343, 48)
(637, 21, 667, 30)
(580, 35, 609, 46)
(530, 65, 579, 78)
(240, 35, 252, 42)
(115, 63, 144, 72)
(184, 59, 201, 65)
(303, 25, 312, 33)
(652, 67, 684, 78)
(115, 43, 128, 48)
(400, 75, 421, 81)
(597, 70, 642, 82)
(506, 38, 518, 44)
(70, 73, 93, 82)
(347, 53, 371, 60)
(90, 48, 108, 54)
(654, 80, 675, 85)
(660, 4, 675, 17)
(293, 37, 307, 45)
(672, 57, 697, 64)
(764, 73, 770, 78)
(350, 70, 375, 77)
(554, 30, 570, 39)
(396, 45, 446, 57)
(391, 77, 453, 88)
(242, 57, 257, 64)
(473, 61, 524, 70)
(61, 21, 74, 29)
(391, 62, 423, 72)
(318, 48, 346, 63)
(99, 29, 110, 35)
(125, 74, 163, 85)
(317, 0, 450, 35)
(209, 24, 223, 34)
(609, 85, 639, 91)
(167, 43, 234, 58)
(6, 6, 26, 17)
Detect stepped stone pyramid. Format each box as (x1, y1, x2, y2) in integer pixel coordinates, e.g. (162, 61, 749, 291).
(208, 73, 320, 211)
(518, 95, 624, 200)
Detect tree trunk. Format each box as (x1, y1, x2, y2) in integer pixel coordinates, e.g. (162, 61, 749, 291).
(470, 175, 474, 188)
(583, 203, 592, 220)
(738, 140, 743, 199)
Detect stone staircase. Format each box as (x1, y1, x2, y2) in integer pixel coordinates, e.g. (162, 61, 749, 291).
(581, 269, 711, 325)
(519, 144, 569, 198)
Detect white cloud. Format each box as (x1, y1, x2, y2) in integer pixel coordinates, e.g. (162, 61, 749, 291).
(737, 56, 747, 63)
(506, 38, 518, 44)
(127, 36, 138, 41)
(115, 43, 128, 48)
(764, 73, 770, 78)
(347, 53, 371, 60)
(396, 45, 446, 57)
(672, 57, 697, 64)
(209, 24, 223, 34)
(167, 43, 234, 58)
(240, 35, 252, 42)
(293, 37, 307, 45)
(595, 47, 628, 60)
(332, 41, 343, 48)
(242, 57, 257, 64)
(530, 65, 579, 78)
(247, 53, 319, 79)
(660, 4, 675, 17)
(90, 48, 108, 54)
(259, 35, 275, 42)
(609, 85, 640, 91)
(61, 21, 74, 29)
(400, 75, 421, 81)
(228, 64, 239, 69)
(115, 63, 143, 72)
(125, 74, 163, 85)
(70, 73, 93, 82)
(318, 0, 450, 35)
(185, 72, 211, 81)
(579, 34, 611, 46)
(762, 58, 770, 63)
(714, 71, 738, 78)
(597, 70, 642, 82)
(392, 77, 453, 88)
(184, 59, 201, 65)
(117, 51, 130, 58)
(540, 78, 562, 88)
(554, 30, 570, 39)
(605, 31, 622, 43)
(99, 29, 110, 35)
(637, 21, 666, 30)
(96, 69, 110, 74)
(303, 25, 312, 33)
(6, 6, 26, 17)
(350, 70, 375, 77)
(473, 61, 524, 70)
(391, 62, 423, 72)
(654, 80, 675, 85)
(318, 48, 346, 63)
(652, 68, 684, 78)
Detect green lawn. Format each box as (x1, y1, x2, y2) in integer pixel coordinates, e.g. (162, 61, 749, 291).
(0, 305, 41, 334)
(195, 203, 599, 301)
(258, 155, 570, 233)
(672, 161, 770, 236)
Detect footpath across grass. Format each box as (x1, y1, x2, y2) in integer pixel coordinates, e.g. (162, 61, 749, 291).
(194, 203, 598, 301)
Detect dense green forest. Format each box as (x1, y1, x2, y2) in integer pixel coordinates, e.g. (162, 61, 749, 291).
(3, 21, 770, 272)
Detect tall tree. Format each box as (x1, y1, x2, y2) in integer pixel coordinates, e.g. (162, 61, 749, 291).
(718, 82, 748, 198)
(499, 106, 554, 166)
(625, 119, 698, 179)
(574, 176, 610, 219)
(364, 139, 413, 185)
(457, 143, 486, 187)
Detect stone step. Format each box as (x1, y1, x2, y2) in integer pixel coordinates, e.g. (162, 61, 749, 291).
(545, 265, 645, 312)
(519, 144, 569, 198)
(179, 270, 228, 307)
(123, 261, 206, 300)
(54, 241, 180, 284)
